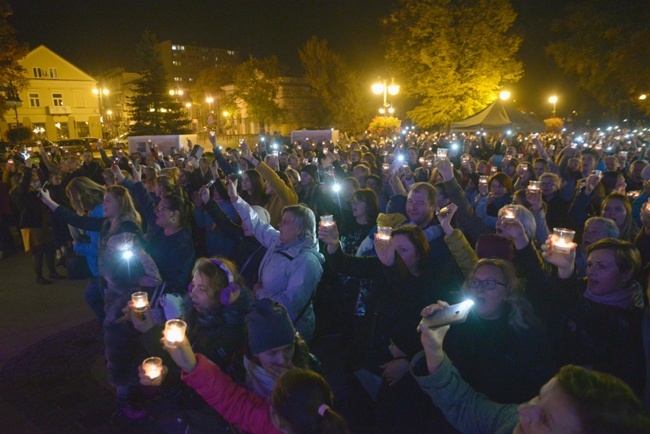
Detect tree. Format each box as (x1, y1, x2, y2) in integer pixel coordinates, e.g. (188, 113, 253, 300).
(367, 116, 401, 139)
(128, 31, 189, 135)
(190, 64, 236, 105)
(0, 2, 29, 122)
(546, 0, 650, 120)
(384, 0, 523, 127)
(299, 36, 372, 133)
(5, 126, 31, 144)
(233, 57, 283, 133)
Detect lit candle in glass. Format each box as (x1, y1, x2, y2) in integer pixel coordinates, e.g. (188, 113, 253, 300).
(418, 157, 425, 165)
(502, 205, 517, 220)
(142, 357, 163, 380)
(382, 163, 390, 171)
(479, 175, 489, 185)
(376, 226, 392, 242)
(551, 228, 575, 253)
(437, 148, 448, 159)
(320, 215, 334, 227)
(131, 291, 148, 312)
(490, 166, 498, 174)
(517, 154, 524, 160)
(527, 181, 541, 192)
(164, 319, 187, 345)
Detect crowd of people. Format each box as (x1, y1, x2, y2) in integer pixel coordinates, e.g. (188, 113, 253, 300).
(1, 128, 650, 433)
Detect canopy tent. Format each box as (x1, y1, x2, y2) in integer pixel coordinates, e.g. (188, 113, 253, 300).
(450, 99, 545, 133)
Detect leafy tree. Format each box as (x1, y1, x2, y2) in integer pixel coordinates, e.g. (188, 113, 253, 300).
(128, 31, 189, 135)
(233, 57, 283, 133)
(367, 115, 401, 139)
(384, 0, 523, 127)
(546, 0, 650, 119)
(5, 126, 31, 144)
(299, 36, 372, 133)
(0, 2, 29, 122)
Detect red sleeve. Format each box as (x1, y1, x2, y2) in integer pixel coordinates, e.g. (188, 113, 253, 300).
(182, 354, 281, 434)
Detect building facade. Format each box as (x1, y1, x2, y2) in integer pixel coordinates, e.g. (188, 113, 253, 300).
(0, 45, 102, 141)
(156, 40, 240, 93)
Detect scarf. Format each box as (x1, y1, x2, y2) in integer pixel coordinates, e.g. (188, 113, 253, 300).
(583, 280, 645, 311)
(244, 355, 275, 398)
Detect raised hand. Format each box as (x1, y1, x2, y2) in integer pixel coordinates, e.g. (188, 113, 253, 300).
(162, 335, 197, 373)
(226, 178, 239, 203)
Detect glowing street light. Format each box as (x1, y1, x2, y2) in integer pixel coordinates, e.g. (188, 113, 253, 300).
(93, 87, 110, 139)
(169, 89, 184, 96)
(548, 95, 558, 117)
(640, 94, 647, 101)
(205, 97, 214, 113)
(499, 91, 511, 101)
(372, 77, 400, 115)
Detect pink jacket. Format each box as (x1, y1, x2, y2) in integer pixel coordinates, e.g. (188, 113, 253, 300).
(182, 354, 282, 434)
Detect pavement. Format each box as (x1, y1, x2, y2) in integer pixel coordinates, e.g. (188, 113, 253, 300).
(0, 250, 166, 433)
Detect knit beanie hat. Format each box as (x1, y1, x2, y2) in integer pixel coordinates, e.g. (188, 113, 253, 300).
(246, 298, 296, 354)
(300, 164, 319, 182)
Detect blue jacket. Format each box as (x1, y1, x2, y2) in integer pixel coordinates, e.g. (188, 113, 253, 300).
(73, 203, 104, 277)
(233, 197, 324, 341)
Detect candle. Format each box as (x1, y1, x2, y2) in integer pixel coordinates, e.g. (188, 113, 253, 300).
(551, 228, 575, 253)
(527, 181, 540, 192)
(517, 154, 524, 160)
(479, 175, 489, 185)
(131, 291, 148, 312)
(142, 357, 163, 380)
(418, 157, 425, 165)
(437, 148, 448, 159)
(164, 319, 187, 345)
(382, 163, 390, 171)
(490, 166, 498, 174)
(320, 215, 334, 227)
(376, 226, 392, 242)
(502, 206, 517, 220)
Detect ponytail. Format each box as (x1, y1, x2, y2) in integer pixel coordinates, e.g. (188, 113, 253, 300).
(271, 369, 349, 434)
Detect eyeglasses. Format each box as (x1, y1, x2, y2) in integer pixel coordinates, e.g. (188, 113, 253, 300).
(466, 279, 506, 291)
(155, 204, 172, 212)
(350, 199, 365, 205)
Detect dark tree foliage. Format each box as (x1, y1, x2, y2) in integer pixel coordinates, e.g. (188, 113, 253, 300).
(0, 1, 29, 122)
(547, 0, 650, 119)
(128, 31, 189, 135)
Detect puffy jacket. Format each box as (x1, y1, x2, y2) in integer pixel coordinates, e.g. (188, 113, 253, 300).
(183, 354, 282, 434)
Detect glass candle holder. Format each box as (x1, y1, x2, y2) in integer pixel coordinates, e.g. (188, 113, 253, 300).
(164, 319, 187, 345)
(551, 228, 575, 253)
(142, 357, 163, 380)
(527, 181, 541, 192)
(502, 205, 517, 220)
(517, 154, 524, 160)
(437, 148, 448, 159)
(490, 166, 498, 174)
(131, 291, 148, 312)
(479, 175, 489, 185)
(376, 226, 392, 242)
(382, 163, 390, 171)
(320, 215, 334, 227)
(418, 157, 425, 165)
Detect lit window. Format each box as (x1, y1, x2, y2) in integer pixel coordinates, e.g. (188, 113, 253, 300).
(33, 67, 43, 78)
(172, 60, 181, 66)
(179, 46, 185, 51)
(49, 68, 58, 79)
(174, 77, 182, 82)
(52, 93, 64, 106)
(227, 50, 235, 55)
(29, 93, 40, 107)
(172, 45, 177, 50)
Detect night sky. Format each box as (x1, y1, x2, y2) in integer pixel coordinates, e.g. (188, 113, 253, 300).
(7, 0, 592, 119)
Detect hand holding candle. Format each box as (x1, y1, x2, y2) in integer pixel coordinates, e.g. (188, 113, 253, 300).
(142, 357, 163, 380)
(551, 228, 576, 253)
(131, 291, 148, 312)
(320, 215, 334, 227)
(376, 226, 392, 242)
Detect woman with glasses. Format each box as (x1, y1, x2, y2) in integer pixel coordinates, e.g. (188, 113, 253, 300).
(112, 165, 195, 295)
(443, 259, 556, 404)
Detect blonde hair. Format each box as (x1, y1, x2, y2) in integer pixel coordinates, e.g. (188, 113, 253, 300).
(66, 177, 105, 214)
(105, 185, 142, 235)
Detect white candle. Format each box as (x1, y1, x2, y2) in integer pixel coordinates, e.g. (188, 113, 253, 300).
(131, 291, 148, 312)
(320, 215, 334, 227)
(479, 176, 488, 185)
(142, 357, 162, 380)
(503, 206, 516, 220)
(376, 226, 392, 242)
(527, 181, 540, 192)
(164, 319, 187, 345)
(552, 228, 575, 253)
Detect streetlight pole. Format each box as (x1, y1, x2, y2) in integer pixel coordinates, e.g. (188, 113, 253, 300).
(549, 95, 558, 117)
(372, 78, 400, 115)
(93, 87, 109, 138)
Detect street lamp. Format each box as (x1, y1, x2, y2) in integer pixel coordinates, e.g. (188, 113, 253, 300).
(93, 87, 109, 138)
(548, 95, 558, 117)
(372, 78, 399, 115)
(640, 94, 647, 101)
(169, 89, 184, 97)
(499, 91, 511, 101)
(205, 97, 214, 113)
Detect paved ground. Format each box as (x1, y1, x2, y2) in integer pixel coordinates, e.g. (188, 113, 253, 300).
(0, 251, 168, 433)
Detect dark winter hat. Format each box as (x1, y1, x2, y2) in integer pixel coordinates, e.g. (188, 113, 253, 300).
(475, 234, 514, 261)
(300, 164, 319, 181)
(246, 298, 296, 354)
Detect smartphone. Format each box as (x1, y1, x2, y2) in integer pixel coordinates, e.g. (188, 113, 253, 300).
(204, 180, 216, 189)
(420, 300, 474, 328)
